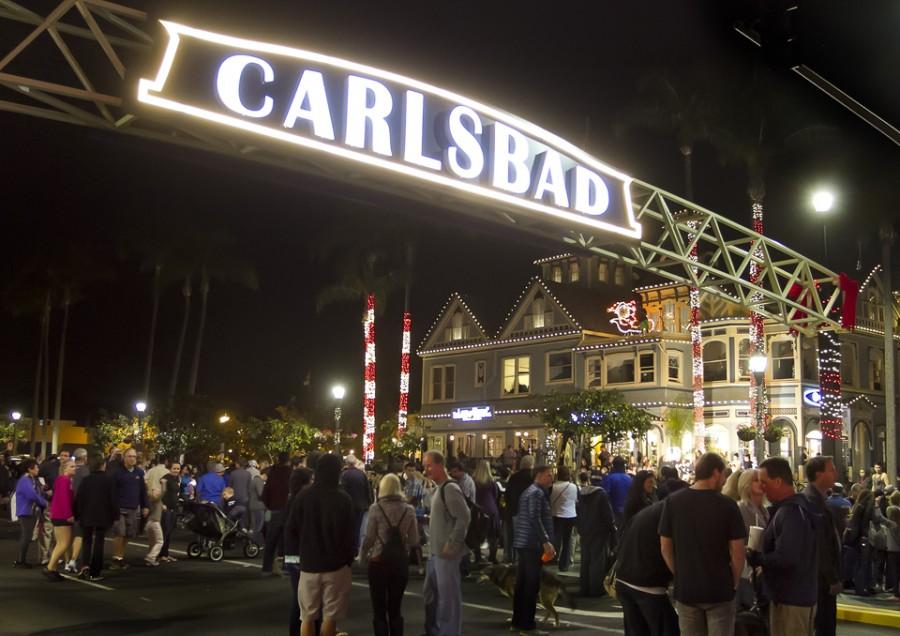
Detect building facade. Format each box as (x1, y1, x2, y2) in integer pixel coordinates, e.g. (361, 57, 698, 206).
(417, 254, 898, 474)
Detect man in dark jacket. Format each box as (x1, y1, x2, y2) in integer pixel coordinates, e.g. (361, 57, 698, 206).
(750, 457, 819, 636)
(616, 480, 688, 635)
(339, 454, 372, 551)
(576, 472, 616, 597)
(261, 452, 293, 573)
(109, 447, 148, 568)
(502, 454, 535, 563)
(294, 453, 356, 636)
(803, 456, 842, 636)
(73, 454, 118, 580)
(227, 456, 252, 528)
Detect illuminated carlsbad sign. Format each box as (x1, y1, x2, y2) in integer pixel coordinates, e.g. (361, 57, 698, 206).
(138, 22, 640, 239)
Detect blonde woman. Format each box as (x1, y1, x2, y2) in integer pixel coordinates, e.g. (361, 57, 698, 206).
(360, 472, 419, 636)
(45, 460, 76, 581)
(737, 468, 769, 532)
(722, 468, 744, 502)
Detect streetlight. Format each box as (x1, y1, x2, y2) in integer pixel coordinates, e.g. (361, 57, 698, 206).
(10, 411, 21, 454)
(748, 353, 768, 464)
(218, 413, 230, 455)
(218, 414, 231, 424)
(811, 189, 835, 261)
(135, 401, 147, 449)
(331, 384, 345, 453)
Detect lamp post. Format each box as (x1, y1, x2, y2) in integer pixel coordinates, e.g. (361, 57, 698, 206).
(748, 353, 768, 464)
(331, 384, 345, 454)
(218, 413, 230, 456)
(812, 189, 835, 261)
(135, 401, 147, 450)
(10, 411, 21, 454)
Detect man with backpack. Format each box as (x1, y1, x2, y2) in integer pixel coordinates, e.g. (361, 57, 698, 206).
(423, 450, 470, 636)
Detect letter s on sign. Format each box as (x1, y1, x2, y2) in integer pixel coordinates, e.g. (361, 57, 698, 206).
(216, 54, 275, 118)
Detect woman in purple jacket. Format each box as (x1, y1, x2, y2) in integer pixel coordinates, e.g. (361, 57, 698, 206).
(14, 458, 48, 568)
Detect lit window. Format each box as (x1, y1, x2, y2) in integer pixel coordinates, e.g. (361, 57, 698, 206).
(474, 360, 486, 388)
(639, 352, 655, 383)
(870, 348, 884, 391)
(614, 264, 625, 286)
(667, 351, 682, 383)
(502, 356, 530, 396)
(679, 306, 690, 332)
(663, 301, 676, 331)
(586, 357, 602, 388)
(446, 310, 467, 341)
(569, 261, 580, 283)
(737, 338, 752, 379)
(527, 294, 546, 330)
(547, 351, 572, 383)
(770, 339, 795, 380)
(551, 265, 562, 283)
(841, 343, 855, 386)
(598, 261, 609, 282)
(606, 352, 635, 384)
(703, 341, 727, 382)
(431, 365, 455, 401)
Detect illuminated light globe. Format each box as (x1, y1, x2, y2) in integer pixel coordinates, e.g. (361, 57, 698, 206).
(135, 401, 147, 413)
(11, 411, 21, 421)
(331, 385, 346, 400)
(812, 190, 835, 213)
(748, 353, 768, 375)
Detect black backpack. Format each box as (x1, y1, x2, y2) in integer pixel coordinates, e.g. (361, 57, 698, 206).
(377, 502, 409, 567)
(440, 481, 488, 551)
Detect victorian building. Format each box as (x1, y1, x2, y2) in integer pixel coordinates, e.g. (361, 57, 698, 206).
(417, 254, 897, 473)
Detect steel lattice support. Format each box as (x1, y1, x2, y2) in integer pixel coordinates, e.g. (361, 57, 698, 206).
(0, 3, 845, 337)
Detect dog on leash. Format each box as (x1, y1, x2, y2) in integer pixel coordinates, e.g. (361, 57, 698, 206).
(477, 563, 576, 627)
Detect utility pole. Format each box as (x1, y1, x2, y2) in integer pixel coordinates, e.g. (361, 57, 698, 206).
(881, 224, 896, 481)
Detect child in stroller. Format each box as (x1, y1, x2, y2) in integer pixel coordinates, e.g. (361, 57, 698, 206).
(181, 499, 260, 562)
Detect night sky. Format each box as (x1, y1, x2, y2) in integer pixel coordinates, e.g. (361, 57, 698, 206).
(1, 1, 897, 434)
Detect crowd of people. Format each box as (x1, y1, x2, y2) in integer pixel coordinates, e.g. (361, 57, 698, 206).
(3, 444, 900, 636)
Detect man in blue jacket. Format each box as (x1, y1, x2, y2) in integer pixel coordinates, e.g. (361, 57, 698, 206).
(602, 456, 632, 533)
(512, 464, 556, 635)
(749, 457, 818, 636)
(109, 448, 148, 568)
(14, 458, 48, 568)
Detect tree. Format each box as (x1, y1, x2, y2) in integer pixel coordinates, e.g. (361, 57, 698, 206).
(377, 417, 424, 463)
(235, 406, 321, 462)
(538, 390, 653, 466)
(88, 411, 158, 457)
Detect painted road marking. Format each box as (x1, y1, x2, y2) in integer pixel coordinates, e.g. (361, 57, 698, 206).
(59, 572, 115, 591)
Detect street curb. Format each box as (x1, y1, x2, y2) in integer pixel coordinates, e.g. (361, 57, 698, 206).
(837, 603, 900, 628)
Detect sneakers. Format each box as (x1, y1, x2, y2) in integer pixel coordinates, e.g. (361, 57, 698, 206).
(144, 559, 159, 567)
(64, 560, 78, 574)
(109, 558, 130, 570)
(159, 556, 178, 563)
(88, 575, 105, 582)
(44, 569, 64, 582)
(12, 561, 33, 569)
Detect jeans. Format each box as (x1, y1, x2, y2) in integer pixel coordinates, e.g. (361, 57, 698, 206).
(616, 581, 679, 636)
(145, 520, 163, 561)
(36, 507, 52, 563)
(504, 516, 517, 563)
(159, 510, 177, 558)
(512, 548, 542, 631)
(369, 558, 409, 635)
(552, 517, 576, 571)
(852, 544, 874, 593)
(675, 599, 736, 636)
(886, 552, 900, 596)
(262, 510, 285, 572)
(579, 533, 610, 597)
(17, 515, 36, 564)
(423, 554, 463, 636)
(769, 602, 815, 636)
(81, 526, 107, 577)
(814, 587, 836, 636)
(250, 509, 265, 545)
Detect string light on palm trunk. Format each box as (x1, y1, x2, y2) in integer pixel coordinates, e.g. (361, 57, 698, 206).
(818, 331, 843, 440)
(748, 202, 769, 433)
(688, 218, 704, 454)
(397, 311, 411, 432)
(362, 294, 376, 462)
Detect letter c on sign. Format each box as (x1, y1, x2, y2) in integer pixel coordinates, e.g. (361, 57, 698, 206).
(216, 54, 275, 118)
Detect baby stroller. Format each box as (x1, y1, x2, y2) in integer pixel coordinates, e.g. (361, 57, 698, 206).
(181, 500, 260, 562)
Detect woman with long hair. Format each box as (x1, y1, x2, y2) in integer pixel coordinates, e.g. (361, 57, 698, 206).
(736, 469, 769, 532)
(45, 459, 76, 580)
(473, 460, 500, 564)
(845, 489, 877, 595)
(360, 472, 419, 636)
(722, 468, 744, 501)
(550, 465, 578, 571)
(622, 470, 657, 526)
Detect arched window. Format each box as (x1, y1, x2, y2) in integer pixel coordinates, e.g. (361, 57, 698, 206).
(702, 340, 727, 382)
(737, 338, 752, 379)
(870, 347, 884, 391)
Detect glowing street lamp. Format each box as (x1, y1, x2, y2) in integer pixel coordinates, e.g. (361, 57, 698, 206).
(218, 414, 231, 424)
(10, 411, 21, 454)
(134, 401, 148, 449)
(331, 384, 345, 453)
(811, 189, 835, 260)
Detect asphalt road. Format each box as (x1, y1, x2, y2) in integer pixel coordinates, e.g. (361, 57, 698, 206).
(0, 519, 892, 636)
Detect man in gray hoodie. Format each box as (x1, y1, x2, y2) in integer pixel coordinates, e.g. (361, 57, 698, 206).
(423, 450, 470, 636)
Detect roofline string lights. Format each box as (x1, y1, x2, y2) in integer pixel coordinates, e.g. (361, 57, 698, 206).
(362, 294, 376, 462)
(397, 311, 411, 433)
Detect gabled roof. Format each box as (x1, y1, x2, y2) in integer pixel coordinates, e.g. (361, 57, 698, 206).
(417, 292, 491, 353)
(494, 276, 641, 339)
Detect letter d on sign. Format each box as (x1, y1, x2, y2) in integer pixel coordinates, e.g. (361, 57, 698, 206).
(571, 166, 610, 216)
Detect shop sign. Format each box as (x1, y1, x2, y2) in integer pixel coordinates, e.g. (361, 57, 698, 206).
(452, 406, 493, 422)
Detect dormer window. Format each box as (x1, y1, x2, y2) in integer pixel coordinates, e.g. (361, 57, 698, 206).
(445, 310, 468, 342)
(551, 264, 562, 283)
(569, 261, 580, 283)
(524, 293, 553, 331)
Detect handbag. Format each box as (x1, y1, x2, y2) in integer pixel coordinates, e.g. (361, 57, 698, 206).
(869, 521, 888, 551)
(603, 561, 618, 599)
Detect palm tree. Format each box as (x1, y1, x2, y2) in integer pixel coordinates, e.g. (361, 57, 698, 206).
(618, 69, 720, 453)
(317, 250, 400, 460)
(169, 274, 192, 403)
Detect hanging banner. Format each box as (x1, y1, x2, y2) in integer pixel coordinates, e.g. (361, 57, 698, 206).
(138, 21, 641, 239)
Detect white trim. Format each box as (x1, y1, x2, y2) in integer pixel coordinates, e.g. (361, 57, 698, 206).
(702, 338, 729, 384)
(429, 364, 457, 403)
(546, 350, 574, 385)
(501, 354, 531, 398)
